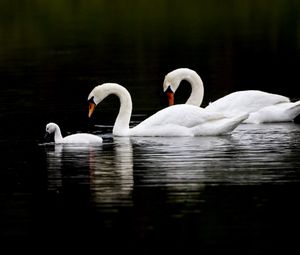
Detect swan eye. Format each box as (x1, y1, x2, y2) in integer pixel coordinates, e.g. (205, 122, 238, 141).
(166, 85, 174, 93)
(88, 96, 95, 105)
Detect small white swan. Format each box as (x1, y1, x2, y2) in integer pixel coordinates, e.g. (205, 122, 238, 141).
(163, 68, 300, 123)
(45, 122, 103, 144)
(87, 83, 248, 136)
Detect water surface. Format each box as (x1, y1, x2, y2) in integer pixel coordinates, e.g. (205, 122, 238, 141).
(1, 0, 300, 253)
(4, 123, 298, 253)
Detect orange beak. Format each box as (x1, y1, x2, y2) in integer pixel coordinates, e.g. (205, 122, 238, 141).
(88, 102, 96, 118)
(166, 90, 174, 106)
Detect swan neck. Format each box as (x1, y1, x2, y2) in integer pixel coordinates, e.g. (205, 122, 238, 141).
(111, 85, 132, 136)
(185, 72, 204, 106)
(54, 126, 63, 143)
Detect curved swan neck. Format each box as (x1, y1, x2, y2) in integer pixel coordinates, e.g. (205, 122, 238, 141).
(183, 70, 204, 106)
(165, 68, 204, 106)
(53, 125, 63, 143)
(113, 85, 132, 135)
(93, 83, 132, 135)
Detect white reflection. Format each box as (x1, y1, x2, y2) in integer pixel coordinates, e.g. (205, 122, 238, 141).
(44, 122, 300, 209)
(89, 137, 133, 207)
(45, 144, 63, 191)
(46, 144, 102, 192)
(129, 123, 300, 186)
(129, 136, 234, 196)
(45, 139, 134, 207)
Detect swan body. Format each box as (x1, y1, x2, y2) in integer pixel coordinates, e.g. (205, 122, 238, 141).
(205, 90, 290, 117)
(163, 68, 300, 123)
(88, 83, 248, 136)
(244, 101, 300, 124)
(45, 122, 103, 144)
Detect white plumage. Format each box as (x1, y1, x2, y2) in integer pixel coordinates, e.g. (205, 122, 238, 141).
(163, 68, 300, 123)
(87, 83, 248, 136)
(45, 122, 103, 144)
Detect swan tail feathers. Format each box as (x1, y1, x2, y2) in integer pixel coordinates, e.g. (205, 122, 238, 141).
(191, 113, 248, 136)
(287, 100, 300, 120)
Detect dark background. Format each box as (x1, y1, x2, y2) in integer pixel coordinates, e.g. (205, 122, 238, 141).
(1, 0, 300, 139)
(1, 1, 300, 252)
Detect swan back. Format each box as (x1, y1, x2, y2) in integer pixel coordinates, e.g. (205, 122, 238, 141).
(60, 133, 103, 144)
(245, 100, 300, 123)
(130, 104, 247, 136)
(205, 90, 290, 114)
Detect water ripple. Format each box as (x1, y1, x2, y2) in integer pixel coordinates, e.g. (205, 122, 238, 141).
(43, 123, 300, 209)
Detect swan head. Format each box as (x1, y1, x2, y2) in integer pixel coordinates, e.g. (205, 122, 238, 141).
(88, 96, 96, 118)
(45, 122, 58, 134)
(87, 85, 106, 118)
(45, 122, 59, 141)
(164, 86, 175, 106)
(163, 69, 188, 106)
(163, 68, 202, 106)
(163, 69, 189, 93)
(88, 83, 131, 118)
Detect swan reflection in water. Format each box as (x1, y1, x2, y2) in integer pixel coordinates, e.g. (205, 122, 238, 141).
(130, 123, 300, 186)
(45, 138, 134, 208)
(45, 123, 300, 209)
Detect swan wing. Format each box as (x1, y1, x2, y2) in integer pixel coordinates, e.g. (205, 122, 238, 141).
(245, 100, 300, 123)
(135, 104, 225, 129)
(128, 104, 246, 136)
(191, 112, 248, 135)
(62, 134, 103, 144)
(206, 90, 290, 114)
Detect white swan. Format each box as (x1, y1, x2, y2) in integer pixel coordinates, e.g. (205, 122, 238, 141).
(87, 83, 248, 136)
(45, 122, 103, 144)
(163, 68, 300, 123)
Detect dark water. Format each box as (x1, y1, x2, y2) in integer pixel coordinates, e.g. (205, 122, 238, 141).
(1, 0, 300, 253)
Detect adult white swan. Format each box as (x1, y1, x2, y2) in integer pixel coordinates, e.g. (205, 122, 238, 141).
(163, 68, 300, 123)
(45, 122, 103, 144)
(87, 83, 248, 136)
